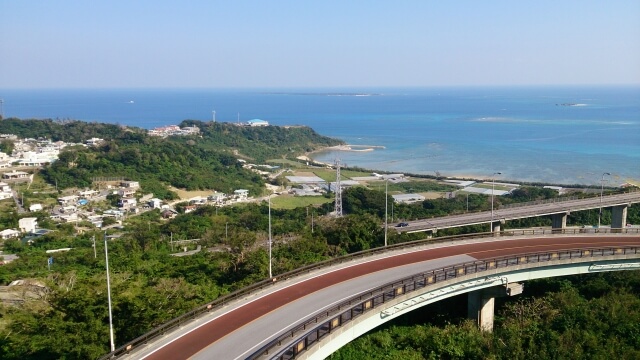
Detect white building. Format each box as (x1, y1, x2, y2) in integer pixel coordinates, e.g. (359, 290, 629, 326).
(148, 198, 162, 209)
(29, 204, 43, 212)
(246, 119, 269, 127)
(0, 229, 21, 240)
(234, 189, 249, 200)
(18, 217, 38, 233)
(118, 198, 137, 209)
(86, 138, 104, 146)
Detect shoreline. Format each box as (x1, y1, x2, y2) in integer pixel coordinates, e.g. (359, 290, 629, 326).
(301, 146, 632, 188)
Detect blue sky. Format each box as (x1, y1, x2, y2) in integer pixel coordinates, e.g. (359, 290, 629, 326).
(1, 1, 639, 88)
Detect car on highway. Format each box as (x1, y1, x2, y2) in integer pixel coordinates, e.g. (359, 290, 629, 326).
(395, 222, 409, 227)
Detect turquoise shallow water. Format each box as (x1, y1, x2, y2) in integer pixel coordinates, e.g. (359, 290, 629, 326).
(1, 86, 639, 185)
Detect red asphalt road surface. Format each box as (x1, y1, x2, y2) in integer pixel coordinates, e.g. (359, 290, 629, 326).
(144, 235, 640, 360)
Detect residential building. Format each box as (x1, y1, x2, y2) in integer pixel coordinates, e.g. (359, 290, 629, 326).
(120, 181, 140, 189)
(118, 188, 137, 198)
(18, 218, 38, 233)
(2, 170, 29, 180)
(234, 189, 249, 200)
(0, 229, 20, 240)
(118, 198, 137, 209)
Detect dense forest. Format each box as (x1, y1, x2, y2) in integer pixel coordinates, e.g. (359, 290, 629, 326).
(0, 118, 638, 359)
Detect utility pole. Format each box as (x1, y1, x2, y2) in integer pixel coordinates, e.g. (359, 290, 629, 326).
(104, 232, 115, 352)
(93, 234, 97, 258)
(334, 159, 342, 217)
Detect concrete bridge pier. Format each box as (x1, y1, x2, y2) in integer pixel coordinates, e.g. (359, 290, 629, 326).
(611, 204, 628, 231)
(468, 283, 524, 332)
(552, 212, 568, 233)
(491, 220, 503, 234)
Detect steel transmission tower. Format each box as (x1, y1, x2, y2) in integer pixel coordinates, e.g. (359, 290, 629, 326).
(334, 159, 342, 217)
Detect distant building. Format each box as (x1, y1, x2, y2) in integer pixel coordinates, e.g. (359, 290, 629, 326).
(118, 188, 137, 198)
(86, 138, 104, 146)
(2, 170, 29, 180)
(118, 198, 137, 209)
(0, 229, 20, 240)
(120, 181, 140, 189)
(29, 204, 43, 212)
(58, 195, 79, 205)
(234, 189, 249, 200)
(246, 119, 269, 127)
(148, 198, 162, 209)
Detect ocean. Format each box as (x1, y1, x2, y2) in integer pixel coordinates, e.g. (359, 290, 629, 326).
(1, 86, 639, 186)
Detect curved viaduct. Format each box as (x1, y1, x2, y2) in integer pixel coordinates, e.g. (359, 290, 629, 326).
(396, 191, 640, 233)
(109, 230, 640, 360)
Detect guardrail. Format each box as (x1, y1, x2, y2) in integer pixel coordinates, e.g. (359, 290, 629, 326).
(252, 245, 640, 359)
(98, 228, 640, 359)
(499, 189, 639, 210)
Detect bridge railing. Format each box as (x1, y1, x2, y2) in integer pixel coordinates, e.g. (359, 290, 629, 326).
(252, 245, 640, 360)
(98, 228, 640, 359)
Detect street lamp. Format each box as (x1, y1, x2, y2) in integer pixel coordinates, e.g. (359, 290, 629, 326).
(490, 172, 502, 233)
(384, 179, 388, 247)
(268, 195, 272, 278)
(598, 172, 611, 229)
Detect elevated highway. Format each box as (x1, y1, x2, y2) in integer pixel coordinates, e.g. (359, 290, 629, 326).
(394, 191, 640, 233)
(106, 229, 640, 360)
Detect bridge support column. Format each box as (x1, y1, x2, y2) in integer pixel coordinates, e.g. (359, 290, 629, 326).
(491, 221, 501, 235)
(468, 283, 524, 332)
(551, 212, 568, 233)
(467, 291, 495, 332)
(611, 204, 628, 231)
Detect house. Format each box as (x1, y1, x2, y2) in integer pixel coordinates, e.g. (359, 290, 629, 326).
(208, 192, 225, 204)
(234, 189, 249, 201)
(148, 198, 162, 209)
(78, 190, 98, 198)
(181, 126, 200, 134)
(0, 182, 11, 194)
(120, 181, 140, 189)
(184, 205, 197, 214)
(118, 198, 137, 209)
(161, 209, 178, 219)
(18, 218, 38, 233)
(86, 138, 104, 146)
(59, 213, 79, 223)
(58, 195, 79, 205)
(118, 188, 137, 198)
(0, 229, 20, 240)
(29, 204, 43, 212)
(2, 170, 29, 180)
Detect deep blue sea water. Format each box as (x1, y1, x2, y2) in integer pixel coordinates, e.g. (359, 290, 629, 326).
(1, 87, 639, 186)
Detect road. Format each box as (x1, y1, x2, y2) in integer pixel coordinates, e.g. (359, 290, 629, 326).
(126, 233, 640, 360)
(395, 192, 640, 232)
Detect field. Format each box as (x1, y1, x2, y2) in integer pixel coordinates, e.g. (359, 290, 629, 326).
(270, 194, 333, 209)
